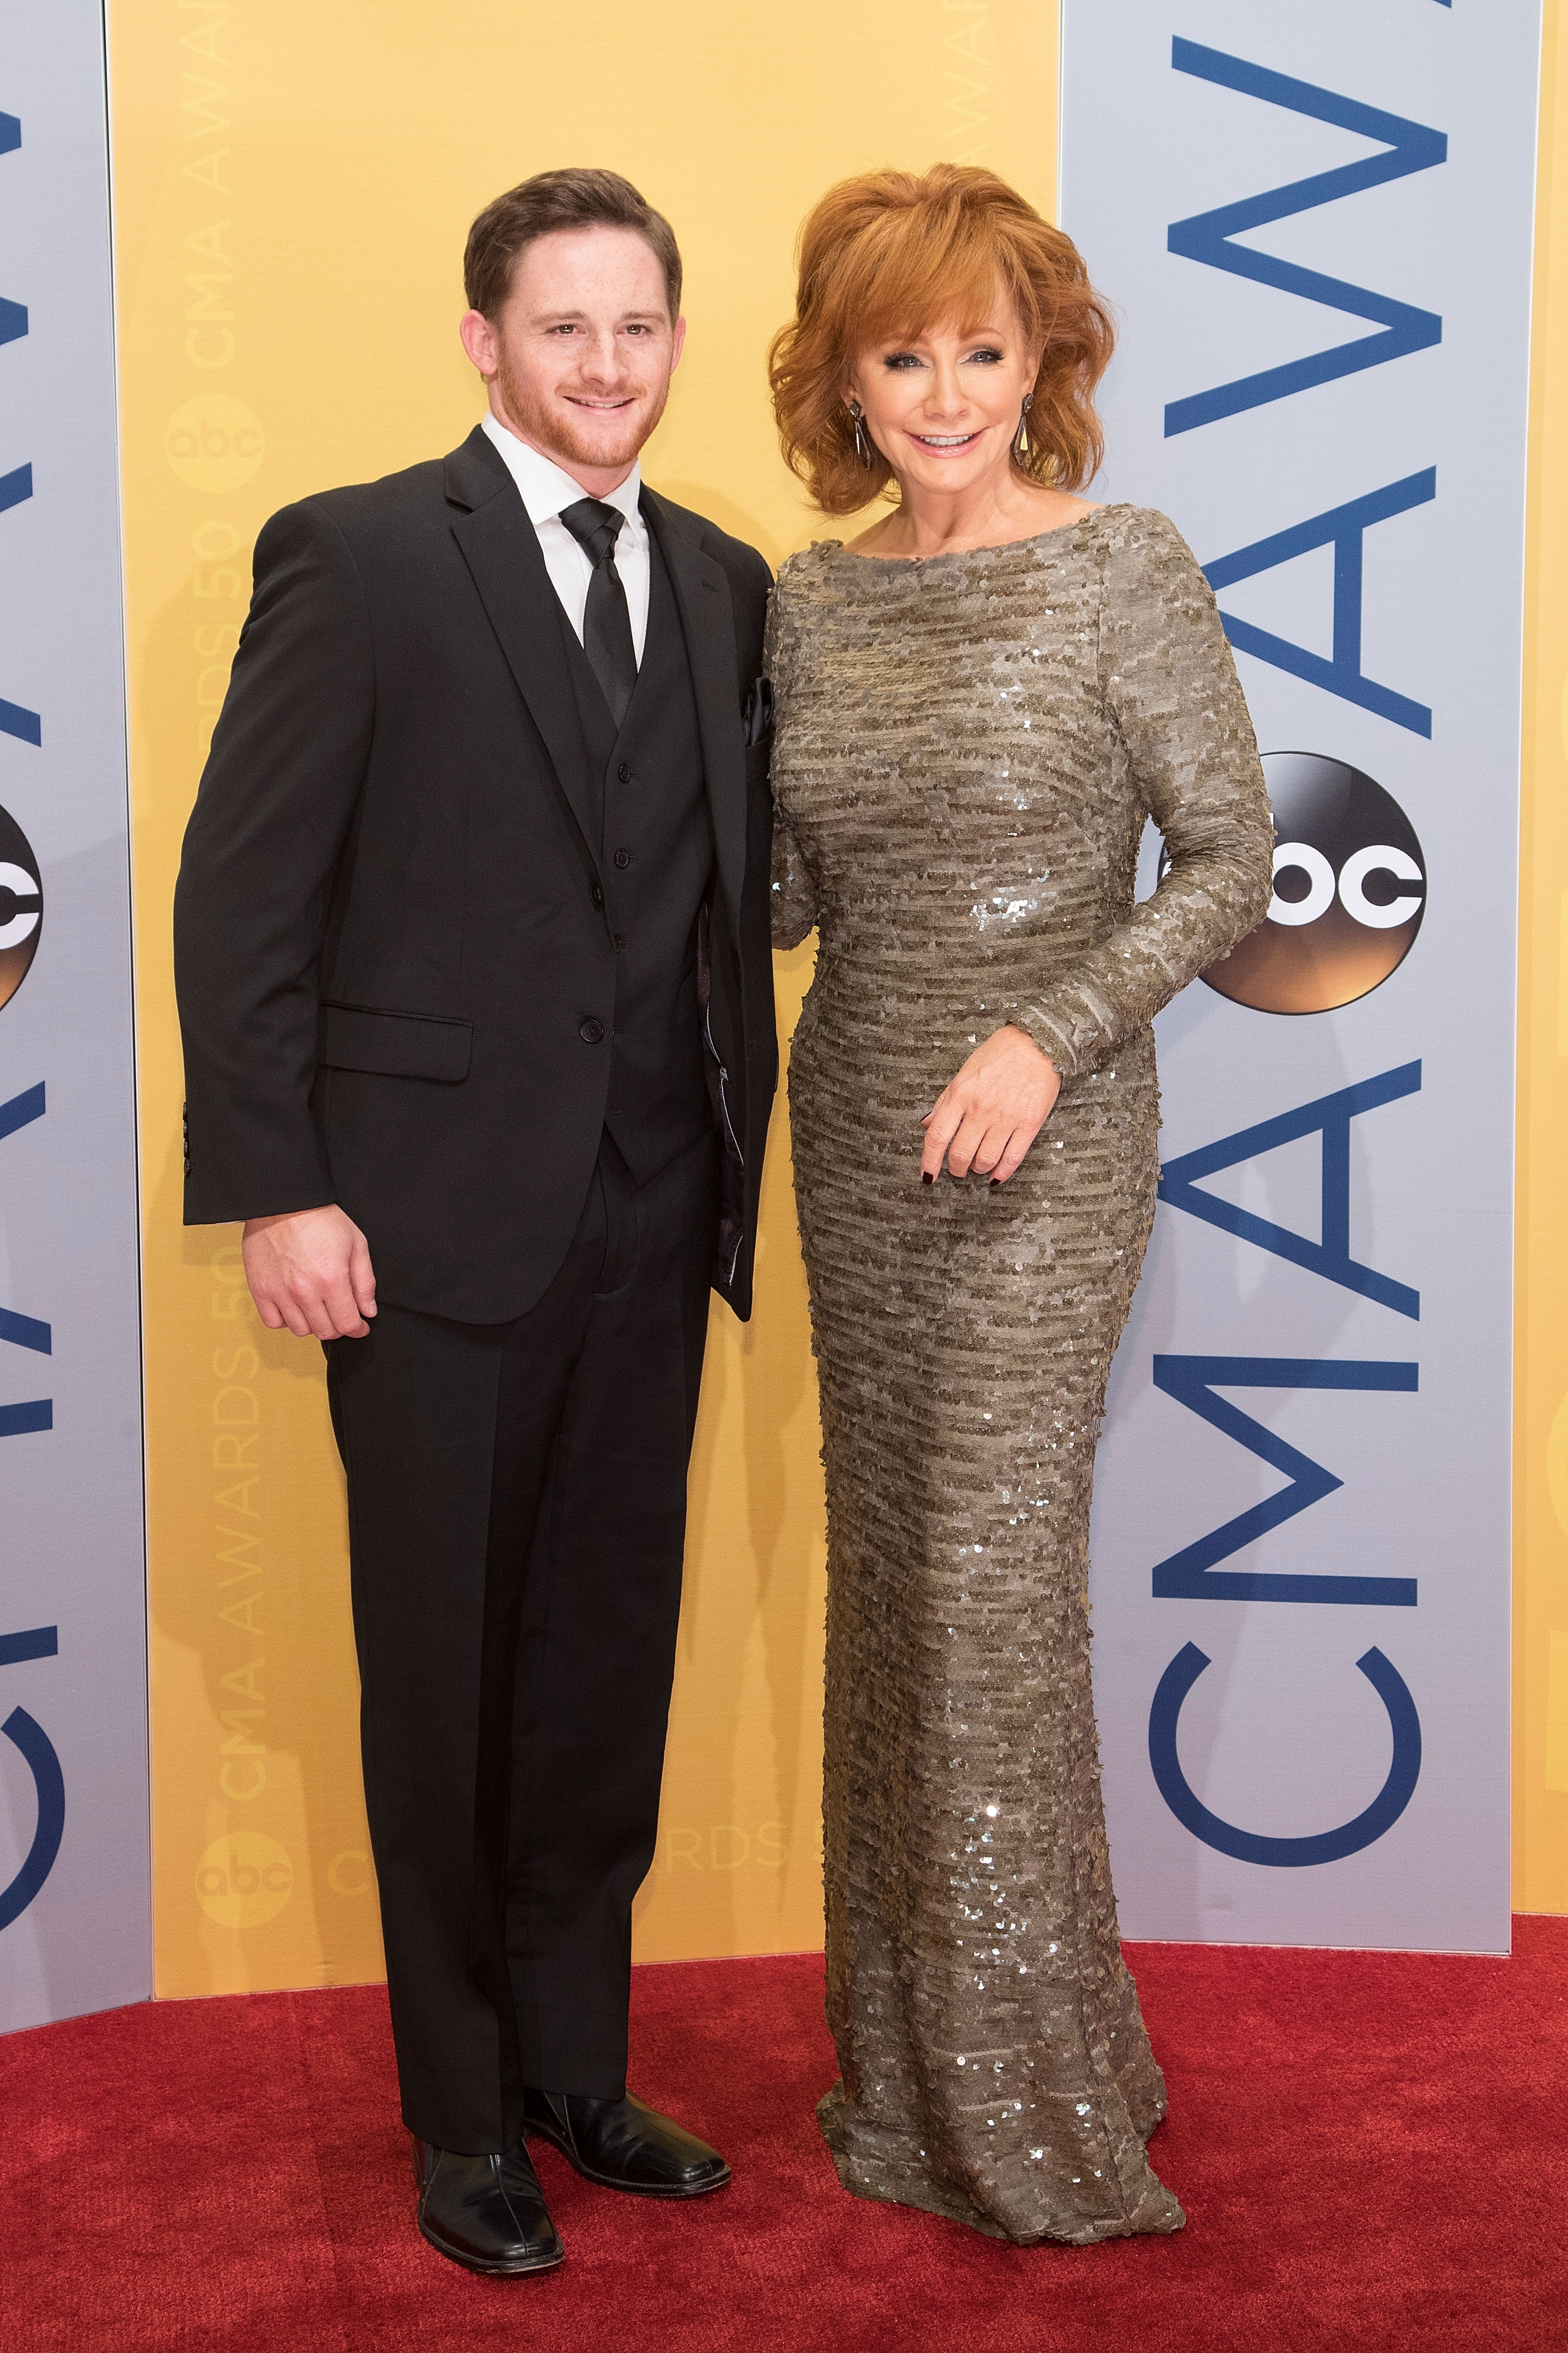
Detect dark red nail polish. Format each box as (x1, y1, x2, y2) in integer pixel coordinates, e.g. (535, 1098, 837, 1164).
(921, 1172, 934, 1186)
(990, 1178, 1001, 1189)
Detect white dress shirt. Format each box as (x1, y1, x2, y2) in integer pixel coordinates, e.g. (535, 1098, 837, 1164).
(481, 411, 649, 664)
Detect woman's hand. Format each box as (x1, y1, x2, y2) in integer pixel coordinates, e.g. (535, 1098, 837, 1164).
(921, 1023, 1061, 1185)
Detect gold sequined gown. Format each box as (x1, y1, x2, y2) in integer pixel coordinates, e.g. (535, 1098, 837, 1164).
(767, 507, 1273, 2246)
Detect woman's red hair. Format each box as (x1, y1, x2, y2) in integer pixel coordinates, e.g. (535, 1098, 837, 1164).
(768, 163, 1115, 517)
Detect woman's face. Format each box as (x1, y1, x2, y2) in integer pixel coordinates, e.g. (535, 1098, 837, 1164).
(846, 302, 1041, 499)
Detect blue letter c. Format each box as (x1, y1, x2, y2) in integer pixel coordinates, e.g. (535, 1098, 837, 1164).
(1148, 1642, 1421, 1867)
(0, 1705, 64, 1929)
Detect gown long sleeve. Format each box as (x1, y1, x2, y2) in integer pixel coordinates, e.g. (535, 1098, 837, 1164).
(1014, 510, 1273, 1077)
(764, 505, 1273, 2246)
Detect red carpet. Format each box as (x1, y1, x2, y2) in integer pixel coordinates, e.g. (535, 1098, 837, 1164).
(4, 1921, 1565, 2352)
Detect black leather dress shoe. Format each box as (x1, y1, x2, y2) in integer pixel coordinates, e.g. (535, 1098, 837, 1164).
(411, 2136, 564, 2275)
(522, 2088, 731, 2197)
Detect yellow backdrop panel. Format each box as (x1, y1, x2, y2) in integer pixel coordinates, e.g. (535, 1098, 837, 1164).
(1517, 1, 1568, 1916)
(108, 0, 1061, 1995)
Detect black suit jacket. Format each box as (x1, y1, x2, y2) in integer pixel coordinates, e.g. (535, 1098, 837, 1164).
(173, 424, 777, 1323)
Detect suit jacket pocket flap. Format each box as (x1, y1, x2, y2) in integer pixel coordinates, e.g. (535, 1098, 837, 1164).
(318, 1002, 472, 1083)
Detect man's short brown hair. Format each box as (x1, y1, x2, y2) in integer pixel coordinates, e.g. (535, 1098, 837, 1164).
(464, 168, 683, 322)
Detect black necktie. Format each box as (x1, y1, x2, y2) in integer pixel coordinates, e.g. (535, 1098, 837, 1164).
(558, 498, 639, 727)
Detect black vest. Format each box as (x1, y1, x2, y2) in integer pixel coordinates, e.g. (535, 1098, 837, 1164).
(561, 527, 715, 1181)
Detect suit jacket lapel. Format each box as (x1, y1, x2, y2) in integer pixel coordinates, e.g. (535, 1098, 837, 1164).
(445, 427, 603, 870)
(642, 488, 746, 932)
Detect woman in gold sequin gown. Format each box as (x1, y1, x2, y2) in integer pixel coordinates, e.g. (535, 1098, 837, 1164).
(764, 168, 1274, 2246)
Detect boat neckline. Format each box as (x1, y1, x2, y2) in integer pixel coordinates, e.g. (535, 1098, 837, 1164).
(815, 501, 1135, 567)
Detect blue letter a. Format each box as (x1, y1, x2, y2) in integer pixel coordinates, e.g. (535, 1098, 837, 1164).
(1158, 1063, 1420, 1319)
(1204, 475, 1436, 739)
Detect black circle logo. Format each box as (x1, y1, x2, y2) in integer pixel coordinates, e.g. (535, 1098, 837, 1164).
(0, 805, 41, 1013)
(1199, 753, 1425, 1015)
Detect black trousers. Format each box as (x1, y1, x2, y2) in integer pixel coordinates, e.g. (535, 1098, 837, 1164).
(327, 1128, 719, 2154)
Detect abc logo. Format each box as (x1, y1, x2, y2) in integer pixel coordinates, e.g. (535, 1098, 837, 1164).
(165, 394, 266, 492)
(0, 804, 42, 1014)
(195, 1830, 294, 1929)
(1201, 751, 1426, 1015)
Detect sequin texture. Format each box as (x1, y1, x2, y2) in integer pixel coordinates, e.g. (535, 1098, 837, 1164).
(765, 507, 1273, 2245)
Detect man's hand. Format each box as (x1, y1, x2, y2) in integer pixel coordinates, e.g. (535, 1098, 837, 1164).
(242, 1204, 378, 1340)
(921, 1024, 1061, 1185)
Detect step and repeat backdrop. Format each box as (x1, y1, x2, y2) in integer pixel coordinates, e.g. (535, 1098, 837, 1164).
(4, 0, 1568, 2028)
(0, 8, 148, 2034)
(1068, 3, 1537, 1953)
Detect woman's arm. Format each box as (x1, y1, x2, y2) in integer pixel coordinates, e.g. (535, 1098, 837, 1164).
(763, 574, 821, 948)
(1012, 508, 1275, 1080)
(922, 508, 1273, 1184)
(770, 817, 819, 950)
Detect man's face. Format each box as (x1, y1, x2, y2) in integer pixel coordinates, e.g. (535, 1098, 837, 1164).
(461, 225, 684, 488)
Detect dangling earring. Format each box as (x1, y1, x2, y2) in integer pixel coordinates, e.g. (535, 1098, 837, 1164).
(848, 398, 873, 469)
(1013, 391, 1034, 461)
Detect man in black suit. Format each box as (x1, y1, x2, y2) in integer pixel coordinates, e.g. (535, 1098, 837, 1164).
(174, 169, 776, 2278)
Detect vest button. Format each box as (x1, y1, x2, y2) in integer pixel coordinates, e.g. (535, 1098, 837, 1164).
(613, 848, 631, 869)
(579, 1017, 605, 1045)
(617, 762, 632, 784)
(591, 883, 604, 908)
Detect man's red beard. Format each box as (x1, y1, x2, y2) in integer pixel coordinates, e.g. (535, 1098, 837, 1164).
(494, 349, 671, 474)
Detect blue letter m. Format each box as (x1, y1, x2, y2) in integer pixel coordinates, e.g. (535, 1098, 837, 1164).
(1151, 1357, 1418, 1606)
(1165, 41, 1446, 436)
